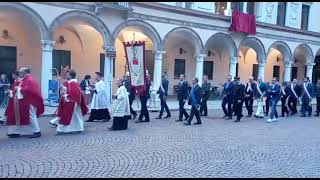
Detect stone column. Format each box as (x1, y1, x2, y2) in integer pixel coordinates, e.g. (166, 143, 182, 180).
(153, 51, 165, 90)
(284, 61, 292, 82)
(229, 56, 238, 79)
(41, 40, 55, 101)
(224, 2, 232, 16)
(306, 62, 315, 82)
(195, 54, 206, 86)
(258, 62, 265, 81)
(104, 46, 116, 106)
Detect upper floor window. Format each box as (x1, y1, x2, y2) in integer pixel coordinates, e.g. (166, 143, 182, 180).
(301, 4, 310, 31)
(246, 2, 255, 14)
(215, 2, 227, 15)
(277, 2, 286, 26)
(231, 2, 244, 12)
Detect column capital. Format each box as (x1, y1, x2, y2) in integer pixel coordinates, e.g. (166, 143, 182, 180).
(41, 40, 55, 52)
(230, 56, 238, 64)
(103, 45, 116, 57)
(305, 62, 315, 67)
(195, 54, 207, 58)
(155, 50, 166, 60)
(284, 61, 293, 67)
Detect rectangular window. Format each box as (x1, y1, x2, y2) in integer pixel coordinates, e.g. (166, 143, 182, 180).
(203, 61, 213, 80)
(246, 2, 255, 14)
(100, 53, 115, 77)
(231, 2, 244, 12)
(301, 5, 310, 31)
(277, 2, 286, 26)
(0, 46, 17, 76)
(52, 50, 71, 76)
(252, 64, 259, 80)
(273, 65, 280, 80)
(215, 2, 227, 15)
(291, 67, 298, 81)
(174, 59, 185, 79)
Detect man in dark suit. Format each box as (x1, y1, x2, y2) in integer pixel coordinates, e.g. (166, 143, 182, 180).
(176, 74, 190, 122)
(300, 77, 313, 117)
(200, 75, 211, 116)
(244, 76, 257, 117)
(267, 77, 281, 123)
(221, 75, 235, 120)
(280, 81, 290, 117)
(135, 74, 151, 123)
(314, 79, 320, 116)
(156, 73, 171, 119)
(184, 77, 202, 125)
(123, 73, 137, 120)
(233, 77, 245, 122)
(288, 79, 300, 116)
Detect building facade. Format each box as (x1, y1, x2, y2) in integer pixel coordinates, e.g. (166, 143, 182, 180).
(0, 2, 320, 102)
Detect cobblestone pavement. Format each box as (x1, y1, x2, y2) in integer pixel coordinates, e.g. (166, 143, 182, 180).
(1, 107, 320, 178)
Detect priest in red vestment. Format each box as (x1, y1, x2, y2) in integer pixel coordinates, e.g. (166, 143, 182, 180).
(55, 69, 88, 134)
(49, 80, 69, 126)
(6, 68, 44, 138)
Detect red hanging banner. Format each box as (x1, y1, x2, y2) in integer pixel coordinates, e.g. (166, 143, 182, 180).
(229, 10, 256, 35)
(123, 41, 146, 95)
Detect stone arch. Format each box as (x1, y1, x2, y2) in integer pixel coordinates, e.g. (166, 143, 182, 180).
(205, 32, 237, 58)
(294, 44, 315, 63)
(111, 19, 162, 51)
(163, 27, 204, 55)
(0, 2, 49, 40)
(238, 37, 266, 64)
(267, 41, 292, 63)
(49, 10, 111, 46)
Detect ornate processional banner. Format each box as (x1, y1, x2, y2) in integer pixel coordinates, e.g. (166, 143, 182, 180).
(123, 41, 146, 94)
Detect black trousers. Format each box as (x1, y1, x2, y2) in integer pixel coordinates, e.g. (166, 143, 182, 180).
(281, 97, 289, 116)
(222, 96, 233, 118)
(187, 106, 201, 123)
(179, 98, 189, 120)
(244, 96, 253, 116)
(200, 98, 208, 115)
(129, 95, 137, 116)
(264, 97, 270, 115)
(159, 96, 171, 117)
(301, 97, 312, 116)
(138, 96, 150, 121)
(288, 96, 298, 114)
(316, 97, 320, 114)
(233, 100, 244, 120)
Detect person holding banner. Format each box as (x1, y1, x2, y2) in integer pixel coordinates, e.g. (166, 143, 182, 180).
(6, 68, 44, 138)
(108, 78, 130, 131)
(300, 77, 313, 117)
(86, 72, 111, 122)
(135, 74, 151, 123)
(254, 77, 267, 119)
(55, 70, 88, 134)
(288, 79, 301, 116)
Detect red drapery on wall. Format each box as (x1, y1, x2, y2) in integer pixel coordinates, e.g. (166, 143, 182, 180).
(229, 10, 256, 35)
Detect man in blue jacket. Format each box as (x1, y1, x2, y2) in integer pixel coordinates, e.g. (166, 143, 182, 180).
(221, 75, 235, 120)
(267, 77, 281, 123)
(184, 77, 202, 125)
(300, 77, 313, 117)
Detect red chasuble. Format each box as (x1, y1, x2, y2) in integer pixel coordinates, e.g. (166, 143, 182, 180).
(59, 80, 88, 125)
(6, 75, 44, 126)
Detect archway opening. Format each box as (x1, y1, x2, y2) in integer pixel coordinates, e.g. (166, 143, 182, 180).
(265, 48, 284, 82)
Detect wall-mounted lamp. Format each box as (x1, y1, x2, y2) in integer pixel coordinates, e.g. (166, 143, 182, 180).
(2, 29, 9, 39)
(58, 35, 66, 45)
(207, 50, 215, 57)
(276, 56, 281, 62)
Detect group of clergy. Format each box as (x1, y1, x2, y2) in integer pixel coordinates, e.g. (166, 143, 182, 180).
(221, 75, 317, 123)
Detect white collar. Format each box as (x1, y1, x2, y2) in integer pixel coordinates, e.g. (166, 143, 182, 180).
(68, 79, 77, 83)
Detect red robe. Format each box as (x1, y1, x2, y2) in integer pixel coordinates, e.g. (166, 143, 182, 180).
(59, 80, 88, 125)
(5, 80, 21, 118)
(6, 75, 44, 126)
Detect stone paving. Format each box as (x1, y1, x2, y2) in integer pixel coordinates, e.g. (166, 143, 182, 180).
(1, 107, 320, 178)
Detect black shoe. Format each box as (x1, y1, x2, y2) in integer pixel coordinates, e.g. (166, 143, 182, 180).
(201, 114, 208, 117)
(184, 116, 190, 121)
(49, 122, 58, 127)
(155, 116, 162, 119)
(102, 118, 110, 122)
(246, 115, 252, 117)
(234, 119, 240, 122)
(184, 121, 191, 125)
(144, 119, 150, 122)
(264, 114, 268, 116)
(300, 115, 306, 117)
(132, 114, 137, 120)
(225, 116, 232, 120)
(108, 127, 115, 131)
(193, 122, 202, 125)
(175, 119, 183, 122)
(7, 134, 20, 138)
(0, 121, 4, 125)
(308, 114, 312, 117)
(28, 132, 41, 138)
(315, 114, 319, 117)
(222, 115, 228, 118)
(164, 115, 171, 119)
(86, 119, 94, 122)
(135, 119, 144, 123)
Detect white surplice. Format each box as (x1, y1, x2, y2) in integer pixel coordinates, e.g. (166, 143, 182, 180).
(90, 80, 109, 110)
